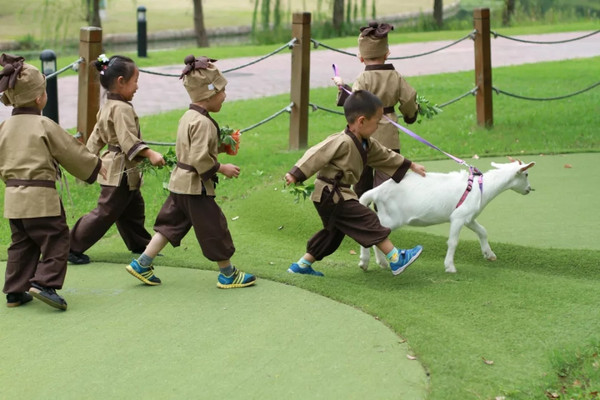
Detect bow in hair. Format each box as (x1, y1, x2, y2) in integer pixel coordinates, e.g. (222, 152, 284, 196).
(359, 22, 393, 38)
(0, 54, 25, 93)
(180, 55, 218, 79)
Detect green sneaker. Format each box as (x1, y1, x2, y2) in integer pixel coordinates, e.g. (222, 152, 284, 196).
(126, 259, 161, 286)
(217, 268, 256, 289)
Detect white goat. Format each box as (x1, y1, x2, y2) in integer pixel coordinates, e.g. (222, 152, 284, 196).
(359, 160, 535, 273)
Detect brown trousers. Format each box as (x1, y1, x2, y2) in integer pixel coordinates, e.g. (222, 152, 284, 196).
(69, 176, 151, 254)
(153, 192, 235, 261)
(353, 148, 400, 199)
(306, 188, 390, 261)
(3, 207, 69, 293)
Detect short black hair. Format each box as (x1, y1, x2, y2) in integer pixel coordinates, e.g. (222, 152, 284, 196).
(93, 55, 137, 90)
(343, 90, 383, 124)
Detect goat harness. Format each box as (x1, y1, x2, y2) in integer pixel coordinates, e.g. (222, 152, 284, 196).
(455, 166, 483, 209)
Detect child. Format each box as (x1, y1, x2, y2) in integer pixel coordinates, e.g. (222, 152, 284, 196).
(68, 55, 165, 264)
(0, 54, 105, 310)
(285, 90, 425, 277)
(126, 55, 256, 289)
(334, 22, 419, 199)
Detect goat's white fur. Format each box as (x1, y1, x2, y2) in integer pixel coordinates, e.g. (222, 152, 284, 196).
(359, 160, 535, 273)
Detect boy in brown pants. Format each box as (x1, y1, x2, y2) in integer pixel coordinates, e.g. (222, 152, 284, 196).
(0, 54, 105, 310)
(285, 90, 425, 277)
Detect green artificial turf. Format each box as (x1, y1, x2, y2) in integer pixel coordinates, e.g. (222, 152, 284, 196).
(0, 263, 428, 399)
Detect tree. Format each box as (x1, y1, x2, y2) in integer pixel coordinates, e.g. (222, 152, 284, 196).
(86, 0, 101, 28)
(333, 0, 344, 34)
(502, 0, 516, 26)
(433, 0, 443, 28)
(192, 0, 209, 47)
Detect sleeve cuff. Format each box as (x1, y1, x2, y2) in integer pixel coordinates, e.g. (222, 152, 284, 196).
(127, 141, 149, 160)
(85, 158, 103, 184)
(391, 158, 412, 183)
(289, 166, 307, 183)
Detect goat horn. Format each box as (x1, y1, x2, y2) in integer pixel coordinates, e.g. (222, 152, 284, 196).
(507, 156, 516, 162)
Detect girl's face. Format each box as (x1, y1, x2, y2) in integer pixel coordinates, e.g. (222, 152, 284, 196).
(114, 67, 139, 101)
(205, 89, 226, 113)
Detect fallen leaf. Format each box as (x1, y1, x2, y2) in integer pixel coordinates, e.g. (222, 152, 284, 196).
(482, 357, 494, 365)
(278, 225, 284, 230)
(564, 164, 572, 168)
(349, 249, 357, 255)
(472, 154, 480, 159)
(231, 216, 240, 221)
(406, 354, 417, 360)
(545, 391, 559, 399)
(269, 262, 275, 265)
(495, 396, 506, 400)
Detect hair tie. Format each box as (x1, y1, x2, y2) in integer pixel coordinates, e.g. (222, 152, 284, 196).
(179, 55, 217, 79)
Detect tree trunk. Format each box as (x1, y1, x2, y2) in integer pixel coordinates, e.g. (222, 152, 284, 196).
(193, 0, 209, 47)
(332, 0, 344, 34)
(433, 0, 443, 28)
(502, 0, 516, 26)
(90, 0, 101, 28)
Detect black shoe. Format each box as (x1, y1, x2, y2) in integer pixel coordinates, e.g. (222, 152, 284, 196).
(6, 292, 33, 307)
(29, 284, 68, 310)
(68, 251, 90, 265)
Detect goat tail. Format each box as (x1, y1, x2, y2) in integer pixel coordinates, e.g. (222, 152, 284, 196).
(359, 189, 376, 208)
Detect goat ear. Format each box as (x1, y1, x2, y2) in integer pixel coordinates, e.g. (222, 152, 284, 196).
(519, 162, 535, 172)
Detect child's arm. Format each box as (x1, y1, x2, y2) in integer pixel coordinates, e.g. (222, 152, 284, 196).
(138, 148, 165, 166)
(219, 163, 240, 178)
(284, 173, 297, 185)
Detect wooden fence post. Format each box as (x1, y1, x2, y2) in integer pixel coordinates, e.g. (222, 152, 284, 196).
(289, 12, 311, 150)
(77, 27, 102, 143)
(473, 8, 493, 127)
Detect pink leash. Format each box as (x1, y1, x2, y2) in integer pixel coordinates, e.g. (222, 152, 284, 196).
(332, 63, 482, 208)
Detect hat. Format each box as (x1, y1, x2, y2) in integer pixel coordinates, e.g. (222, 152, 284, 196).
(180, 55, 227, 102)
(358, 22, 394, 59)
(0, 53, 46, 107)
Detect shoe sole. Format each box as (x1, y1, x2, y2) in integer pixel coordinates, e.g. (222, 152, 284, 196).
(28, 287, 67, 310)
(126, 265, 161, 286)
(6, 295, 33, 308)
(217, 280, 257, 289)
(392, 247, 423, 276)
(287, 268, 324, 277)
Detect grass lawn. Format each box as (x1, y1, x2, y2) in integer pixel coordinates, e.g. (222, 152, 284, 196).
(1, 54, 599, 398)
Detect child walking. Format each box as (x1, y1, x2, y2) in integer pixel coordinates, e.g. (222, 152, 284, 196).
(285, 90, 425, 277)
(68, 55, 165, 264)
(0, 54, 105, 310)
(334, 22, 419, 199)
(126, 55, 256, 289)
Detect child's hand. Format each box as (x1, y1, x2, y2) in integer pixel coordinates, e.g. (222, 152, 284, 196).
(332, 76, 344, 87)
(284, 173, 297, 185)
(148, 150, 166, 167)
(410, 162, 426, 177)
(219, 163, 240, 178)
(99, 165, 108, 180)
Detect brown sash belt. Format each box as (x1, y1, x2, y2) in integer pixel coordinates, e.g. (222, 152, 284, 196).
(5, 179, 55, 188)
(108, 144, 122, 153)
(317, 173, 349, 231)
(383, 106, 395, 114)
(176, 162, 198, 173)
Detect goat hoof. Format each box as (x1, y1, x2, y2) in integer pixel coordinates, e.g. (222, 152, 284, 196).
(358, 262, 369, 271)
(445, 267, 457, 273)
(485, 253, 497, 261)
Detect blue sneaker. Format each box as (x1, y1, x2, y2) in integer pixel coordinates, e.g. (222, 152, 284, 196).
(217, 268, 256, 289)
(287, 263, 324, 277)
(390, 245, 423, 276)
(126, 259, 162, 286)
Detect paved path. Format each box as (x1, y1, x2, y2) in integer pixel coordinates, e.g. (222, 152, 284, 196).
(1, 31, 599, 129)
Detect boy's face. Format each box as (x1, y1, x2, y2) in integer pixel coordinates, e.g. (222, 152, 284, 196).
(117, 67, 139, 101)
(205, 89, 226, 113)
(35, 91, 48, 111)
(355, 107, 383, 138)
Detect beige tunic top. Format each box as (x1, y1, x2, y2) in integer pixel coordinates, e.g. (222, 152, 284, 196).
(0, 108, 101, 218)
(86, 94, 148, 190)
(338, 64, 418, 149)
(167, 105, 221, 196)
(289, 127, 412, 203)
